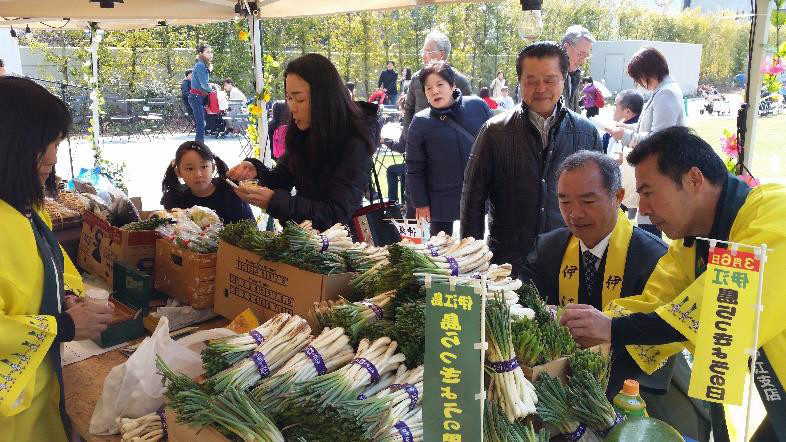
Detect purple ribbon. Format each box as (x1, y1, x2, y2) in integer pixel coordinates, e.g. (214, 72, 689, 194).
(427, 244, 439, 257)
(390, 383, 419, 411)
(446, 256, 459, 276)
(303, 345, 328, 375)
(249, 330, 264, 345)
(563, 423, 587, 442)
(352, 358, 380, 383)
(320, 235, 329, 252)
(357, 394, 368, 400)
(250, 351, 271, 379)
(488, 358, 520, 373)
(156, 406, 168, 439)
(596, 412, 624, 438)
(394, 421, 414, 442)
(361, 302, 384, 319)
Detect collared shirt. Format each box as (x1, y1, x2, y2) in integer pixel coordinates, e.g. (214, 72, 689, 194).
(579, 230, 613, 270)
(528, 104, 559, 149)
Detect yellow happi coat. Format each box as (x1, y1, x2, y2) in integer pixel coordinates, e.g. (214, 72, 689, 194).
(605, 183, 786, 393)
(0, 200, 83, 441)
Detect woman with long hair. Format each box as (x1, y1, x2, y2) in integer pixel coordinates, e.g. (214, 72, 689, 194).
(229, 53, 375, 230)
(188, 43, 214, 142)
(0, 76, 113, 441)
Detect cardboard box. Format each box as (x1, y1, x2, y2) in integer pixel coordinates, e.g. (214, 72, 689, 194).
(77, 210, 156, 285)
(523, 344, 610, 383)
(214, 240, 354, 329)
(154, 239, 217, 309)
(91, 263, 155, 348)
(165, 408, 229, 442)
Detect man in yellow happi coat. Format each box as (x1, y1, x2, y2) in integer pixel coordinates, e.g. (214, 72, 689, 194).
(561, 126, 786, 441)
(0, 76, 113, 441)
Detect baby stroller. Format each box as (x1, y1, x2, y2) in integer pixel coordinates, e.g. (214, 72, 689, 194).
(204, 90, 228, 137)
(699, 87, 730, 116)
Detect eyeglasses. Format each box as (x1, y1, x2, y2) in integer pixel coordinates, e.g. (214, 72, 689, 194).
(569, 42, 592, 59)
(422, 49, 444, 56)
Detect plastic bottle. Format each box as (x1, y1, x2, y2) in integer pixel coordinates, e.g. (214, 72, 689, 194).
(613, 379, 648, 418)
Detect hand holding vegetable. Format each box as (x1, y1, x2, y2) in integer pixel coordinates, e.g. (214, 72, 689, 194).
(559, 303, 611, 348)
(234, 184, 275, 209)
(227, 160, 258, 181)
(67, 301, 115, 341)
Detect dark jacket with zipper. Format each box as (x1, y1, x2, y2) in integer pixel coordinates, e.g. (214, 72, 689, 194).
(406, 91, 492, 222)
(459, 99, 603, 276)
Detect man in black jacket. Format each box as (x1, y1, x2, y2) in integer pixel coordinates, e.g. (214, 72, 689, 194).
(377, 61, 399, 106)
(460, 41, 603, 277)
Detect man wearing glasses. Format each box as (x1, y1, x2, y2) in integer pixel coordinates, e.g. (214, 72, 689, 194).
(561, 25, 595, 112)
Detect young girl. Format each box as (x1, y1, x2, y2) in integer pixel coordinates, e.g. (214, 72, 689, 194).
(161, 141, 254, 224)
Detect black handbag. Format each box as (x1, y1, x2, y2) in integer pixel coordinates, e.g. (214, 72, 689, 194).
(350, 161, 402, 247)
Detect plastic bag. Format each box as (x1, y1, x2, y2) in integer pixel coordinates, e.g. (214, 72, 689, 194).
(67, 167, 140, 227)
(88, 317, 202, 435)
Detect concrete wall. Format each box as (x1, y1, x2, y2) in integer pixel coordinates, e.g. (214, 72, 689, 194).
(589, 40, 702, 96)
(0, 29, 24, 76)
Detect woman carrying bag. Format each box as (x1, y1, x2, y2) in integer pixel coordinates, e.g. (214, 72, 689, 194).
(188, 43, 214, 142)
(406, 61, 492, 236)
(229, 53, 375, 231)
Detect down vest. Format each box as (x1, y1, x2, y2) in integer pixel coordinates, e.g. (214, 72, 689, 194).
(460, 100, 603, 276)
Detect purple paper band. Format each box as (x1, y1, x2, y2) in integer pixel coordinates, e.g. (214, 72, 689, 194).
(250, 351, 271, 379)
(446, 256, 459, 276)
(488, 358, 520, 373)
(352, 358, 380, 383)
(303, 345, 328, 375)
(361, 302, 384, 319)
(596, 412, 624, 438)
(156, 406, 168, 439)
(427, 244, 439, 257)
(357, 394, 368, 400)
(394, 421, 414, 442)
(249, 330, 264, 345)
(390, 383, 419, 411)
(563, 423, 587, 442)
(320, 235, 329, 252)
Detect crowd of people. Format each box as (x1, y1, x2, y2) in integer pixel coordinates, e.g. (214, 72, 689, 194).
(1, 17, 784, 442)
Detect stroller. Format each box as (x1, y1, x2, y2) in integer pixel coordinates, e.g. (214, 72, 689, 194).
(204, 89, 228, 136)
(698, 86, 730, 116)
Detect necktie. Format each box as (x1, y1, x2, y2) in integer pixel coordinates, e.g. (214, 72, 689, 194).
(583, 250, 599, 300)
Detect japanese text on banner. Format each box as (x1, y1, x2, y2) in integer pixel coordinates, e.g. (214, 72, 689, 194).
(688, 247, 760, 405)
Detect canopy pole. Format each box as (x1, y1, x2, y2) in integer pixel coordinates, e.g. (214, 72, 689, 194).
(90, 24, 103, 163)
(740, 0, 773, 174)
(249, 14, 270, 167)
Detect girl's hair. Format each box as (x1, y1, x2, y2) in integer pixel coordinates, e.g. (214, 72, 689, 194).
(283, 53, 373, 176)
(403, 67, 412, 80)
(0, 76, 71, 213)
(418, 60, 456, 93)
(161, 141, 229, 195)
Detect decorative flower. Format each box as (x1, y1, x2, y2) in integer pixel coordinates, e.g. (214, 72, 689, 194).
(739, 174, 760, 187)
(761, 56, 786, 76)
(248, 104, 262, 117)
(238, 30, 250, 41)
(720, 129, 739, 159)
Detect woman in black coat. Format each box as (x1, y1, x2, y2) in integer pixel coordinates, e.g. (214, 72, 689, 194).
(229, 54, 375, 231)
(407, 61, 492, 236)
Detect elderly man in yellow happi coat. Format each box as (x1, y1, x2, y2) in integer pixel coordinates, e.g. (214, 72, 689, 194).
(561, 127, 786, 441)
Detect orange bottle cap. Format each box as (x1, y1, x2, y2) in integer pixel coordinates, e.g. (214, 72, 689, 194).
(622, 379, 640, 395)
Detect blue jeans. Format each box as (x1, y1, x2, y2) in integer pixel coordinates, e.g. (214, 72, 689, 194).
(386, 163, 406, 202)
(188, 93, 206, 142)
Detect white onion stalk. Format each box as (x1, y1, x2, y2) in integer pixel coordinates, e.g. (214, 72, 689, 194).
(208, 316, 312, 392)
(117, 412, 163, 442)
(374, 407, 424, 442)
(202, 313, 292, 376)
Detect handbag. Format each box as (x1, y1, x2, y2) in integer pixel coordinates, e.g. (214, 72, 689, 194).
(350, 160, 402, 247)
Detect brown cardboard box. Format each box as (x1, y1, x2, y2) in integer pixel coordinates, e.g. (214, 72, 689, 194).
(165, 408, 230, 442)
(214, 240, 354, 329)
(77, 210, 156, 285)
(154, 239, 217, 309)
(522, 344, 610, 383)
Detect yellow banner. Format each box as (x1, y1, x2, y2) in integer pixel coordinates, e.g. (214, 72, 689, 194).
(688, 247, 760, 405)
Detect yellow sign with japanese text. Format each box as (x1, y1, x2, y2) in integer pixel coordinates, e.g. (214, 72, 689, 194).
(688, 247, 760, 405)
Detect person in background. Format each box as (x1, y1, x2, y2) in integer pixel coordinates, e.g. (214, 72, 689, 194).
(581, 76, 602, 118)
(161, 141, 253, 224)
(399, 67, 412, 97)
(180, 69, 193, 116)
(605, 46, 685, 239)
(497, 85, 515, 110)
(461, 41, 603, 277)
(368, 87, 387, 106)
(0, 76, 112, 442)
(400, 30, 471, 148)
(489, 70, 506, 99)
(604, 89, 643, 218)
(560, 25, 595, 112)
(384, 96, 409, 205)
(378, 60, 399, 106)
(346, 81, 356, 100)
(228, 53, 375, 231)
(0, 58, 7, 76)
(268, 100, 290, 160)
(406, 61, 492, 236)
(223, 78, 247, 103)
(478, 87, 498, 110)
(188, 44, 213, 142)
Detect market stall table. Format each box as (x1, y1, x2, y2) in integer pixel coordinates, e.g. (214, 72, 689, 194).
(63, 316, 229, 441)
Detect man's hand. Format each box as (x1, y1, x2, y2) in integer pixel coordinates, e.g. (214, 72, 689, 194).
(67, 301, 115, 341)
(559, 303, 612, 348)
(234, 185, 275, 210)
(605, 126, 626, 141)
(415, 206, 431, 222)
(227, 161, 258, 181)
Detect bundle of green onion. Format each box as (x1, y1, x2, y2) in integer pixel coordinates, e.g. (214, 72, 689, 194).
(534, 373, 589, 440)
(483, 400, 549, 442)
(511, 317, 543, 367)
(516, 282, 553, 326)
(486, 297, 538, 422)
(202, 313, 292, 377)
(569, 348, 611, 392)
(540, 320, 577, 362)
(208, 315, 312, 392)
(568, 370, 621, 438)
(373, 407, 422, 442)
